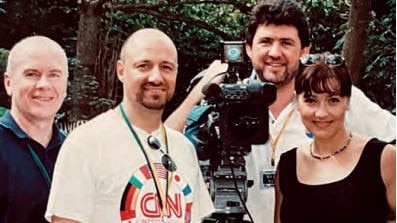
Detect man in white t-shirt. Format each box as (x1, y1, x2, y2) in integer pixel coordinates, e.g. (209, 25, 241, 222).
(46, 28, 214, 223)
(165, 1, 396, 222)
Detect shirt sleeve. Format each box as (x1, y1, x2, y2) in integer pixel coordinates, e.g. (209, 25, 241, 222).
(45, 129, 97, 223)
(346, 86, 396, 142)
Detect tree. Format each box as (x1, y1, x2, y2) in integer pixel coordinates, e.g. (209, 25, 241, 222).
(67, 0, 397, 121)
(71, 0, 254, 121)
(301, 0, 395, 112)
(71, 0, 109, 121)
(0, 0, 77, 110)
(361, 0, 396, 112)
(342, 0, 372, 85)
(0, 0, 394, 119)
(0, 48, 9, 109)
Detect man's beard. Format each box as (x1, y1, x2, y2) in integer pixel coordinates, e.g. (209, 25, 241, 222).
(136, 91, 171, 110)
(256, 67, 298, 89)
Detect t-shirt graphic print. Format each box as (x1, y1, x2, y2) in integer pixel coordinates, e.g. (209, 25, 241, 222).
(120, 163, 193, 223)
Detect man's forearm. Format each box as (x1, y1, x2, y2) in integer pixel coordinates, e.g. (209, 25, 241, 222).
(165, 60, 227, 132)
(165, 85, 205, 132)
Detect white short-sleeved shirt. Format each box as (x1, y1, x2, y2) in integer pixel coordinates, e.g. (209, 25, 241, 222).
(244, 86, 396, 223)
(46, 109, 214, 223)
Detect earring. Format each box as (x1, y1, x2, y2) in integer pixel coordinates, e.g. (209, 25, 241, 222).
(305, 130, 313, 139)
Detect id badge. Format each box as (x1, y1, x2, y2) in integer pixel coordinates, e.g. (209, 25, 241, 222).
(260, 169, 276, 189)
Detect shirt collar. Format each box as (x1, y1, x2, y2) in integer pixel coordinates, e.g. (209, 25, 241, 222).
(249, 70, 258, 80)
(0, 110, 66, 149)
(0, 110, 29, 139)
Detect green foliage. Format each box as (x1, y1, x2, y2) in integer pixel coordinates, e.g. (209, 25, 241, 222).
(300, 0, 395, 112)
(0, 48, 8, 73)
(0, 48, 9, 108)
(0, 106, 7, 117)
(362, 0, 396, 112)
(0, 0, 78, 55)
(299, 0, 349, 53)
(0, 0, 394, 120)
(101, 1, 254, 116)
(0, 0, 5, 14)
(65, 74, 115, 121)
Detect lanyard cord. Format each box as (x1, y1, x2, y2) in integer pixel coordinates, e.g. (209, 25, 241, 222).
(161, 124, 171, 210)
(27, 143, 51, 189)
(119, 104, 169, 217)
(268, 109, 294, 166)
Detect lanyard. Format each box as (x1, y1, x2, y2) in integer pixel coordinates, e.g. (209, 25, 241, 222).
(119, 104, 170, 219)
(268, 109, 294, 166)
(27, 143, 51, 189)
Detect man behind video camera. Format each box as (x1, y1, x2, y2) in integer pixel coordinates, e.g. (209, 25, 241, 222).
(166, 0, 396, 222)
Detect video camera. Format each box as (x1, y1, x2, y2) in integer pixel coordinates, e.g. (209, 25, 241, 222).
(198, 41, 276, 223)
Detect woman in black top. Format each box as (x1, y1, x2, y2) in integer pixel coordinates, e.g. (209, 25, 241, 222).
(274, 53, 395, 223)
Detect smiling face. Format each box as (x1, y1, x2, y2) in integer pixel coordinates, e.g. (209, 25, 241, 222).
(4, 37, 68, 122)
(246, 24, 309, 88)
(295, 61, 352, 140)
(297, 89, 349, 139)
(117, 29, 178, 111)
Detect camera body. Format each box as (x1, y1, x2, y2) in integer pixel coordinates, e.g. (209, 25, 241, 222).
(203, 41, 276, 148)
(205, 80, 276, 148)
(199, 41, 276, 222)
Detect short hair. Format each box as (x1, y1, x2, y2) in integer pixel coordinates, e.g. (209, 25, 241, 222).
(295, 59, 352, 98)
(6, 35, 68, 76)
(246, 0, 310, 48)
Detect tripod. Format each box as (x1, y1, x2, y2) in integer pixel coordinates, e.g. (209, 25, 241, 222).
(201, 152, 254, 223)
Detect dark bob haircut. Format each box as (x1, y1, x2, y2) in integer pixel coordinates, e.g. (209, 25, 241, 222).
(295, 57, 352, 98)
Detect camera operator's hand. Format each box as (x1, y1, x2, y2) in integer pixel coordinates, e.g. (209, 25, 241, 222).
(201, 60, 228, 86)
(165, 60, 227, 132)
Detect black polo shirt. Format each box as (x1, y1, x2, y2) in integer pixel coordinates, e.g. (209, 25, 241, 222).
(0, 111, 66, 223)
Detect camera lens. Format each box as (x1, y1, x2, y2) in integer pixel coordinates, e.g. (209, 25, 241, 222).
(226, 46, 242, 62)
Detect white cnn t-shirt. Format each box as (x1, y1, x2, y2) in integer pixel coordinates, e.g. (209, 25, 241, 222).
(46, 109, 214, 223)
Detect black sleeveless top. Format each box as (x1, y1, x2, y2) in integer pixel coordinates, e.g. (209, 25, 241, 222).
(279, 138, 389, 223)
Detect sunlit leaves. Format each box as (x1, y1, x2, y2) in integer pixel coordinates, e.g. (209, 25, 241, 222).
(362, 1, 395, 111)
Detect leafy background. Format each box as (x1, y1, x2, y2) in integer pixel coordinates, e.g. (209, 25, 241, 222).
(0, 0, 395, 120)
